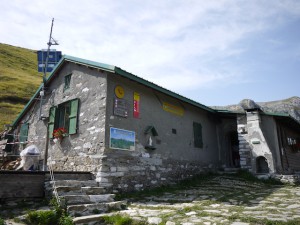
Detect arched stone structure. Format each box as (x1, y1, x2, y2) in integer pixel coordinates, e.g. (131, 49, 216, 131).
(256, 156, 269, 173)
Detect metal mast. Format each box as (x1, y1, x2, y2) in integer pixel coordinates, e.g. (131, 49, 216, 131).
(39, 18, 58, 120)
(43, 18, 59, 83)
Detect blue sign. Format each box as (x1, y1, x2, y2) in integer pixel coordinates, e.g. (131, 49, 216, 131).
(37, 50, 62, 72)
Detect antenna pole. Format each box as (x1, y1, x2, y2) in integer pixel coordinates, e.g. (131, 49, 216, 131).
(43, 18, 56, 83)
(39, 18, 58, 120)
(40, 18, 59, 171)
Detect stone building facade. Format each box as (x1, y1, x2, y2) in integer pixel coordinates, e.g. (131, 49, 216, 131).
(9, 55, 300, 192)
(236, 109, 300, 175)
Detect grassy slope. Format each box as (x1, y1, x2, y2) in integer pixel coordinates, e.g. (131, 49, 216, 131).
(0, 43, 41, 132)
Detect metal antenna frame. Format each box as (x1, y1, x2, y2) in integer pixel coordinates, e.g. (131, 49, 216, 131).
(39, 18, 59, 120)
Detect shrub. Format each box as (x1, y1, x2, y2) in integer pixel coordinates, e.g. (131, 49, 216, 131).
(0, 217, 5, 225)
(24, 198, 74, 225)
(25, 210, 58, 225)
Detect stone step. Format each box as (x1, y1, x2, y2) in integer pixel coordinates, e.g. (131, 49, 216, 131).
(81, 186, 106, 195)
(46, 185, 107, 197)
(45, 172, 93, 181)
(46, 180, 98, 188)
(72, 213, 113, 225)
(55, 186, 82, 196)
(63, 194, 115, 205)
(68, 200, 127, 217)
(224, 167, 240, 172)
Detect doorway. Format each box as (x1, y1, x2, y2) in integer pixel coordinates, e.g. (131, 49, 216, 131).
(256, 156, 269, 173)
(229, 131, 240, 168)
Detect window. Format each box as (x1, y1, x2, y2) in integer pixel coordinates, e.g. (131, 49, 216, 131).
(172, 128, 177, 134)
(19, 123, 29, 143)
(64, 74, 72, 91)
(48, 99, 79, 138)
(287, 137, 300, 152)
(193, 122, 203, 148)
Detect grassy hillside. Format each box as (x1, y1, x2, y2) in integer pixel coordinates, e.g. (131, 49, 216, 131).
(0, 43, 41, 132)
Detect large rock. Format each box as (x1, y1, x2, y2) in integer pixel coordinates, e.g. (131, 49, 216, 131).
(239, 99, 260, 111)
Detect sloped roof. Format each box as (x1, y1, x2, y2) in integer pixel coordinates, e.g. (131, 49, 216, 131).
(12, 55, 215, 127)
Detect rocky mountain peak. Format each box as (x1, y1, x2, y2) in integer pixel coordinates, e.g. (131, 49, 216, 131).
(212, 96, 300, 123)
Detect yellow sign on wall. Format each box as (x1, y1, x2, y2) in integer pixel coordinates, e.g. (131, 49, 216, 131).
(115, 85, 125, 99)
(162, 102, 184, 116)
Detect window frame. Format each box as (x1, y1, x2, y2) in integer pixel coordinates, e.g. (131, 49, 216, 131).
(193, 122, 203, 148)
(48, 99, 79, 138)
(19, 123, 29, 143)
(63, 73, 72, 92)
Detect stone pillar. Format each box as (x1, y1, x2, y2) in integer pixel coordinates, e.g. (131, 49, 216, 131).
(237, 115, 252, 171)
(246, 111, 275, 174)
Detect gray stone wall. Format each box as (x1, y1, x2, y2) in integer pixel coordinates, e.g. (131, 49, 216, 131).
(96, 73, 220, 191)
(97, 152, 214, 192)
(260, 115, 282, 172)
(0, 171, 44, 199)
(18, 63, 108, 172)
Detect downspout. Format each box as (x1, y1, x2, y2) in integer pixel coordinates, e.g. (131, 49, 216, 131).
(216, 125, 222, 163)
(43, 123, 49, 171)
(276, 124, 284, 172)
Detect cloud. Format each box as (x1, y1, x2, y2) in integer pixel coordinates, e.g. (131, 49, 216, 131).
(1, 0, 300, 105)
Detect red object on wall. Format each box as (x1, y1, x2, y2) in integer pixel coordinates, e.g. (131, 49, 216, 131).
(133, 92, 140, 118)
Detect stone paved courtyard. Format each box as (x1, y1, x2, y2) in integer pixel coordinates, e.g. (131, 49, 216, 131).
(117, 175, 300, 225)
(1, 174, 300, 225)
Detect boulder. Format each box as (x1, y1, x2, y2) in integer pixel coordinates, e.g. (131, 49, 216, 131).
(239, 99, 260, 111)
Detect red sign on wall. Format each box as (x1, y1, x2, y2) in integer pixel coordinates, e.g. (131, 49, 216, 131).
(133, 92, 140, 118)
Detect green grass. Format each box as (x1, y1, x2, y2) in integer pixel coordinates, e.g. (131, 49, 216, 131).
(101, 214, 147, 225)
(228, 214, 300, 225)
(0, 43, 41, 132)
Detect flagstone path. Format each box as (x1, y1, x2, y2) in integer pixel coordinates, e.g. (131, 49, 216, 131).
(117, 176, 300, 225)
(1, 175, 299, 225)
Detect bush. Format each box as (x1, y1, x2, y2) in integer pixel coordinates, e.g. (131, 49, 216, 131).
(59, 215, 74, 225)
(0, 217, 5, 225)
(25, 210, 58, 225)
(24, 198, 74, 225)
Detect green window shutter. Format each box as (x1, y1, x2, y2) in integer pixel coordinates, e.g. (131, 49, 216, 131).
(48, 106, 57, 138)
(19, 123, 29, 143)
(69, 99, 79, 134)
(193, 122, 203, 148)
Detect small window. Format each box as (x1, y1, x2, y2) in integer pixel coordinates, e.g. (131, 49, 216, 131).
(172, 128, 177, 134)
(19, 123, 29, 143)
(48, 99, 79, 138)
(64, 74, 72, 91)
(193, 122, 203, 148)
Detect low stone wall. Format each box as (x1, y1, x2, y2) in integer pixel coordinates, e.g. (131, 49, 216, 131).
(271, 174, 300, 185)
(0, 171, 93, 199)
(96, 152, 216, 193)
(256, 173, 300, 185)
(0, 171, 45, 199)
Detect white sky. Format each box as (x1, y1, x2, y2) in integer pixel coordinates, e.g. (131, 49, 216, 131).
(1, 0, 300, 106)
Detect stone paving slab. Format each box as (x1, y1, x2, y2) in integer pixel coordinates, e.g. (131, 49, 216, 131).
(1, 175, 300, 225)
(118, 176, 300, 224)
